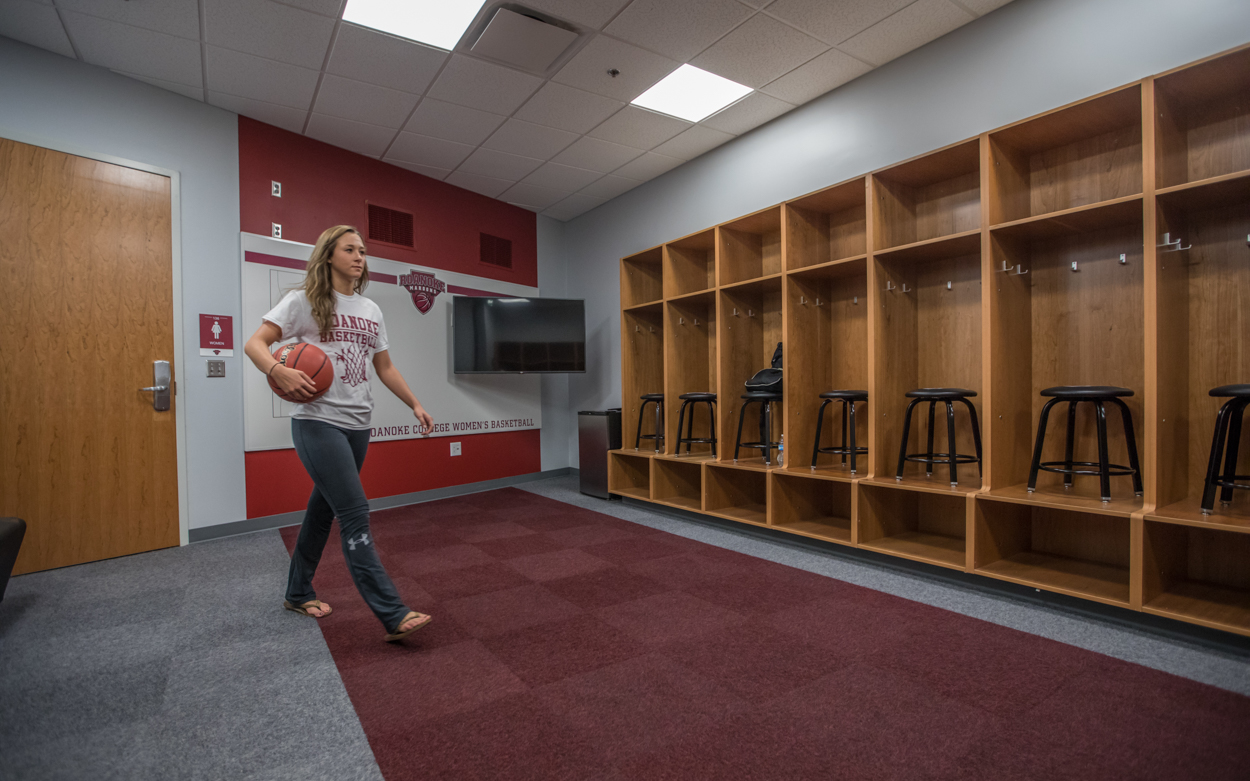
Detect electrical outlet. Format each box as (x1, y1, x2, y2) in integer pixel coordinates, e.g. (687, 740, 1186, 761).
(206, 360, 225, 378)
(271, 222, 282, 239)
(271, 181, 281, 197)
(450, 442, 461, 456)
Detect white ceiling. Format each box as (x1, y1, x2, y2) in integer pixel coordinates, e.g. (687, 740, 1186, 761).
(0, 0, 1014, 222)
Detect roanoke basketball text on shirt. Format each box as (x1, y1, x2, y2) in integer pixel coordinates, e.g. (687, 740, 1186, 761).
(322, 312, 381, 348)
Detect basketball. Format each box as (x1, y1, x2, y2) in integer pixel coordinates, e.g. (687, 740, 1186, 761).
(269, 342, 332, 402)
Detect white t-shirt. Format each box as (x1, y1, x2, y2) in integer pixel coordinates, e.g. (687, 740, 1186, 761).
(263, 289, 389, 430)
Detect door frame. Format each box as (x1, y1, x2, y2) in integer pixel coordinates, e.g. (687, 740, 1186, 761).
(1, 128, 191, 546)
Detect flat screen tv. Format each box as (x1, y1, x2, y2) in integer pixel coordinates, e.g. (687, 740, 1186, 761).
(453, 297, 586, 374)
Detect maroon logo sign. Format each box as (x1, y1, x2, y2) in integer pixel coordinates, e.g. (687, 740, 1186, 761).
(399, 270, 446, 314)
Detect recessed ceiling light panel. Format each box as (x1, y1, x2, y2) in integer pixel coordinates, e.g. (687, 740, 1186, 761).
(630, 64, 752, 123)
(343, 0, 487, 51)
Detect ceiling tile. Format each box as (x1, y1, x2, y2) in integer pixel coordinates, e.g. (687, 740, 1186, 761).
(305, 113, 396, 157)
(114, 70, 204, 101)
(517, 0, 634, 30)
(62, 11, 202, 87)
(206, 47, 320, 108)
(386, 132, 476, 170)
(271, 0, 344, 16)
(55, 0, 200, 39)
(521, 162, 603, 192)
(0, 1, 76, 58)
(764, 0, 913, 45)
(313, 74, 419, 129)
(445, 171, 516, 199)
(690, 13, 829, 89)
(651, 125, 736, 161)
(208, 93, 308, 133)
(579, 174, 642, 200)
(588, 106, 690, 150)
(457, 148, 545, 180)
(482, 119, 580, 161)
(839, 0, 974, 67)
(385, 161, 451, 180)
(957, 0, 1015, 15)
(327, 23, 447, 95)
(403, 98, 505, 147)
(513, 82, 624, 135)
(203, 0, 335, 70)
(501, 182, 570, 210)
(551, 35, 679, 103)
(701, 91, 794, 135)
(604, 0, 754, 62)
(760, 47, 872, 105)
(611, 151, 683, 180)
(426, 54, 545, 116)
(551, 136, 643, 173)
(543, 193, 608, 222)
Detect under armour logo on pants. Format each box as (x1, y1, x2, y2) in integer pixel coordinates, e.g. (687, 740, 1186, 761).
(347, 533, 370, 551)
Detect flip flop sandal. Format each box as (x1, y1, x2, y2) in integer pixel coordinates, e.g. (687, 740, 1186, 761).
(385, 611, 432, 642)
(283, 599, 333, 618)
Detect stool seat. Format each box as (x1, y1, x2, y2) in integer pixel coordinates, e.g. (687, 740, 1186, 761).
(905, 388, 977, 399)
(741, 391, 783, 401)
(679, 392, 716, 401)
(820, 390, 867, 401)
(1041, 385, 1133, 398)
(1210, 384, 1250, 398)
(640, 393, 665, 401)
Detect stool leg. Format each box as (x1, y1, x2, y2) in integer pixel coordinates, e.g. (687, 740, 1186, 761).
(960, 397, 984, 478)
(686, 401, 698, 454)
(945, 401, 959, 485)
(849, 400, 860, 474)
(840, 401, 849, 465)
(655, 401, 664, 453)
(676, 401, 689, 455)
(1218, 399, 1246, 504)
(709, 400, 717, 457)
(635, 400, 648, 449)
(1063, 401, 1077, 488)
(812, 399, 831, 468)
(897, 398, 922, 480)
(1028, 398, 1062, 493)
(762, 401, 773, 465)
(1202, 400, 1236, 513)
(1094, 401, 1112, 502)
(1110, 398, 1144, 497)
(925, 401, 936, 477)
(734, 401, 750, 461)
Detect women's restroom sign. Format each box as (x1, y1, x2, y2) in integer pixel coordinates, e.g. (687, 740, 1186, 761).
(200, 314, 234, 356)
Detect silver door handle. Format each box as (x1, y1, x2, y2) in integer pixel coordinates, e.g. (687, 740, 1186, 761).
(141, 361, 172, 411)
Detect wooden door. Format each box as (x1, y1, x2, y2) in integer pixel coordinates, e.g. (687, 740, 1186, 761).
(0, 138, 179, 574)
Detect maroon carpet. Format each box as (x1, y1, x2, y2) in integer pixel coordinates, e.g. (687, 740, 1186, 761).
(280, 488, 1250, 780)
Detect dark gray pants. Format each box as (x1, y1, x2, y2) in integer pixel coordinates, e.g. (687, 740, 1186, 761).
(286, 417, 409, 632)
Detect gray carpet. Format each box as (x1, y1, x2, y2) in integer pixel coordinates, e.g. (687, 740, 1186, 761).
(3, 474, 1248, 779)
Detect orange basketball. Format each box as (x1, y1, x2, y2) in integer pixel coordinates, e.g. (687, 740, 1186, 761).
(268, 342, 332, 402)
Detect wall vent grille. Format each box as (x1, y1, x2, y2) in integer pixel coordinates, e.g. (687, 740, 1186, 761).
(367, 203, 414, 247)
(480, 233, 513, 269)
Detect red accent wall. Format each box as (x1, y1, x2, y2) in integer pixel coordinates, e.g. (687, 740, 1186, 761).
(238, 116, 537, 287)
(246, 429, 542, 519)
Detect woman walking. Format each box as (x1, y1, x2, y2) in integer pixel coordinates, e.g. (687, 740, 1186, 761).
(245, 225, 432, 642)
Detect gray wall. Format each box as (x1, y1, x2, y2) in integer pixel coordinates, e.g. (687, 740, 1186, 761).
(556, 0, 1250, 466)
(537, 214, 572, 471)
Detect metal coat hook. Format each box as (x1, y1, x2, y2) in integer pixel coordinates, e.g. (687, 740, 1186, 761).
(1071, 261, 1079, 272)
(679, 317, 685, 325)
(1119, 253, 1128, 265)
(946, 281, 952, 291)
(732, 308, 740, 317)
(799, 296, 808, 305)
(693, 318, 700, 326)
(748, 308, 756, 317)
(635, 325, 641, 332)
(999, 261, 1013, 273)
(1012, 264, 1029, 276)
(1158, 233, 1191, 252)
(886, 281, 897, 292)
(815, 297, 822, 307)
(902, 283, 912, 293)
(852, 295, 858, 305)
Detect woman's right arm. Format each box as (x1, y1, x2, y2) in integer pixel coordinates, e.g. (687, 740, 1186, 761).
(244, 322, 317, 401)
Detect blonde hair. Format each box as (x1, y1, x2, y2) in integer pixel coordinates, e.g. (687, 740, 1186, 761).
(304, 225, 369, 336)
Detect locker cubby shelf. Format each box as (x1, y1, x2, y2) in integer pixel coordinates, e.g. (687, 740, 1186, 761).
(873, 139, 980, 252)
(719, 207, 782, 285)
(988, 85, 1143, 226)
(974, 497, 1131, 606)
(608, 451, 653, 500)
(704, 463, 769, 526)
(770, 472, 854, 544)
(1154, 46, 1250, 189)
(664, 229, 716, 298)
(621, 247, 663, 308)
(719, 277, 783, 466)
(621, 304, 664, 453)
(858, 482, 967, 569)
(786, 179, 867, 270)
(1142, 520, 1250, 635)
(665, 291, 717, 456)
(651, 455, 706, 512)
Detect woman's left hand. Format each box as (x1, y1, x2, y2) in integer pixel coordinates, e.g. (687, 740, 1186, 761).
(413, 404, 434, 434)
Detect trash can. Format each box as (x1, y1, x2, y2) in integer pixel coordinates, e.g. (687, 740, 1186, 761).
(578, 409, 622, 499)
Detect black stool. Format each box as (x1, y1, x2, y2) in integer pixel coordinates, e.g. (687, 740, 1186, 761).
(1027, 386, 1142, 503)
(812, 390, 868, 472)
(1201, 384, 1250, 515)
(634, 393, 664, 452)
(675, 392, 717, 455)
(734, 391, 783, 464)
(896, 388, 982, 485)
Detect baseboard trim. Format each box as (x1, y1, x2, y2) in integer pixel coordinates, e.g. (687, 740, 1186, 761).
(189, 467, 576, 543)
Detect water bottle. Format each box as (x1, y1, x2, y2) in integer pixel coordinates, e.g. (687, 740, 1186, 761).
(778, 434, 785, 466)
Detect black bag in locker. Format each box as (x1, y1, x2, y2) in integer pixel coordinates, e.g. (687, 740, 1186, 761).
(744, 342, 783, 393)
